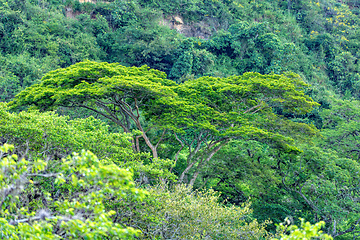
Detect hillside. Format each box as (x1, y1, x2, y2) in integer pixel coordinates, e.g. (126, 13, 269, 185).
(2, 0, 360, 239)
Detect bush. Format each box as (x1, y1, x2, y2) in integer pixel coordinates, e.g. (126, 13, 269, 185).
(0, 144, 147, 239)
(115, 184, 271, 239)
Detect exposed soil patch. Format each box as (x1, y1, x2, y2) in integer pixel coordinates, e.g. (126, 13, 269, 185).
(159, 15, 220, 39)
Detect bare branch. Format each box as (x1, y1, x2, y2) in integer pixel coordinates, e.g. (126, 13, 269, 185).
(243, 103, 263, 114)
(155, 129, 167, 150)
(189, 139, 229, 186)
(208, 137, 230, 149)
(69, 102, 127, 132)
(134, 98, 140, 120)
(294, 182, 320, 213)
(171, 133, 185, 172)
(333, 217, 360, 238)
(26, 173, 59, 177)
(179, 161, 196, 183)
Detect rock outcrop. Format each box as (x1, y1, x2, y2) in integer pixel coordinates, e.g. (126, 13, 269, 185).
(160, 15, 220, 39)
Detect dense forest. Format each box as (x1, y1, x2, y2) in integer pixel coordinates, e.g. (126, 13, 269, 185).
(2, 0, 360, 239)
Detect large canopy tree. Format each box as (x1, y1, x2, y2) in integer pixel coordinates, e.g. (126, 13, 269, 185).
(11, 61, 319, 184)
(10, 61, 177, 159)
(170, 73, 319, 184)
(0, 105, 270, 239)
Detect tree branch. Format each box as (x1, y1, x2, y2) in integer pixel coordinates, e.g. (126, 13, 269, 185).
(71, 102, 127, 132)
(27, 173, 59, 177)
(333, 217, 360, 237)
(294, 182, 320, 213)
(189, 139, 229, 186)
(243, 103, 263, 114)
(134, 98, 140, 120)
(155, 129, 167, 150)
(172, 133, 185, 172)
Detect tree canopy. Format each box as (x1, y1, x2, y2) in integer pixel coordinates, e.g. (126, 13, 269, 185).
(4, 0, 360, 236)
(0, 106, 271, 239)
(11, 61, 319, 186)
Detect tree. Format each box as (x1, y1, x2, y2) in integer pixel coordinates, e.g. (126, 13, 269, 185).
(121, 184, 271, 239)
(0, 103, 176, 183)
(273, 218, 332, 240)
(10, 61, 177, 159)
(0, 142, 272, 239)
(190, 97, 360, 238)
(279, 145, 360, 238)
(0, 103, 272, 239)
(320, 98, 360, 160)
(193, 139, 288, 224)
(0, 144, 147, 239)
(11, 61, 319, 185)
(169, 72, 319, 184)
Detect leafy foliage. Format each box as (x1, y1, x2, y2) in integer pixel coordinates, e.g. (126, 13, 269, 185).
(4, 0, 360, 237)
(11, 61, 319, 187)
(0, 144, 146, 239)
(0, 103, 176, 183)
(115, 184, 271, 239)
(273, 218, 332, 240)
(0, 108, 272, 239)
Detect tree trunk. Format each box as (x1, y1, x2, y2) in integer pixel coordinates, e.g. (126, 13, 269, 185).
(189, 171, 199, 186)
(179, 161, 196, 183)
(142, 131, 158, 159)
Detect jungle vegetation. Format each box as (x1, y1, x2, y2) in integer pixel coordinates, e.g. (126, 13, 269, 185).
(2, 0, 360, 239)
